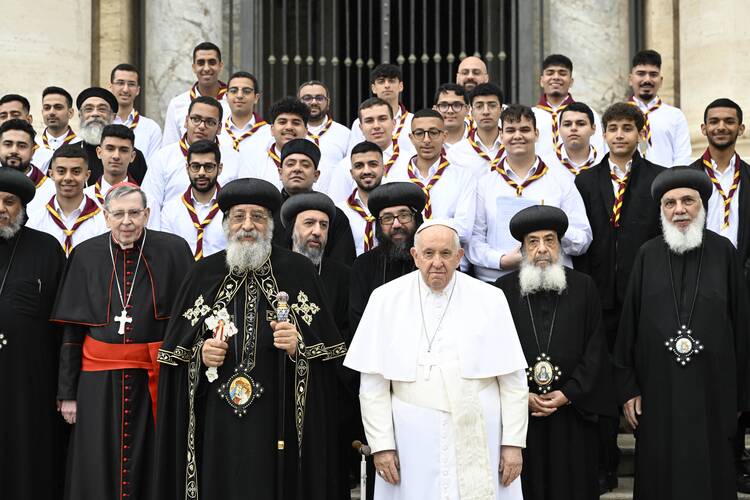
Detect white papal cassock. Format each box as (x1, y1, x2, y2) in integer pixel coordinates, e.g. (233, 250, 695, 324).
(345, 270, 529, 500)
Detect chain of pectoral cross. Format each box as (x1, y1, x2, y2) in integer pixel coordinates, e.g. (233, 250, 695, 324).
(109, 230, 147, 335)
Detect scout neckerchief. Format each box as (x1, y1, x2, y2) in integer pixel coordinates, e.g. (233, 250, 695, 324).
(190, 81, 227, 101)
(610, 167, 631, 228)
(629, 96, 662, 147)
(128, 110, 140, 130)
(468, 128, 505, 173)
(95, 175, 135, 205)
(555, 143, 597, 176)
(181, 185, 221, 260)
(383, 139, 401, 177)
(392, 103, 409, 142)
(224, 113, 267, 151)
(27, 165, 48, 188)
(407, 155, 450, 219)
(346, 189, 375, 252)
(42, 127, 77, 150)
(307, 115, 334, 146)
(45, 195, 101, 255)
(493, 156, 549, 197)
(702, 148, 741, 229)
(267, 143, 281, 169)
(536, 93, 575, 148)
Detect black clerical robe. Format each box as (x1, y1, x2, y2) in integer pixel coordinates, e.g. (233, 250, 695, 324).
(0, 227, 66, 500)
(51, 230, 193, 500)
(273, 190, 356, 266)
(81, 141, 149, 186)
(615, 231, 750, 500)
(495, 268, 617, 500)
(154, 246, 347, 500)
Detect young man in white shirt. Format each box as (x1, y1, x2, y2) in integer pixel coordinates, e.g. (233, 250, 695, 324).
(160, 139, 226, 259)
(142, 96, 240, 228)
(27, 144, 107, 255)
(468, 104, 591, 282)
(162, 42, 230, 146)
(38, 86, 80, 153)
(298, 80, 351, 192)
(543, 101, 601, 179)
(533, 54, 605, 160)
(218, 70, 271, 154)
(0, 94, 53, 171)
(84, 125, 137, 206)
(433, 83, 471, 150)
(110, 63, 162, 161)
(628, 49, 691, 167)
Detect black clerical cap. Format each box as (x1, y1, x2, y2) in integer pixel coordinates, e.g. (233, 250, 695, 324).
(280, 192, 336, 229)
(0, 167, 36, 205)
(76, 87, 119, 114)
(367, 182, 427, 217)
(218, 178, 282, 214)
(651, 165, 713, 208)
(509, 205, 569, 242)
(280, 138, 321, 169)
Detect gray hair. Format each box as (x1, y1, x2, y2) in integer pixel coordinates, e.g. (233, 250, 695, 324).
(104, 184, 147, 212)
(413, 225, 460, 251)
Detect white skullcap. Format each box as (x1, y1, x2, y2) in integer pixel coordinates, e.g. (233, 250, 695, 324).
(416, 218, 459, 235)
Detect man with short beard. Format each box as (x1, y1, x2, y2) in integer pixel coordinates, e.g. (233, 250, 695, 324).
(455, 56, 489, 92)
(0, 93, 53, 170)
(348, 181, 426, 332)
(160, 139, 227, 259)
(0, 118, 56, 213)
(38, 86, 80, 152)
(76, 87, 149, 185)
(615, 167, 750, 500)
(154, 178, 347, 500)
(0, 168, 67, 500)
(495, 205, 616, 500)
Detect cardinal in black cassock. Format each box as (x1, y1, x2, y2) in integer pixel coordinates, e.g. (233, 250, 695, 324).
(495, 205, 617, 500)
(154, 178, 347, 500)
(0, 169, 67, 499)
(51, 183, 193, 500)
(615, 167, 750, 500)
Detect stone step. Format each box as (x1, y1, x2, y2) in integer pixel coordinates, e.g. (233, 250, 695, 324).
(601, 477, 750, 499)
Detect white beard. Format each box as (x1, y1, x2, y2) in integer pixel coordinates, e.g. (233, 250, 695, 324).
(660, 207, 705, 255)
(224, 219, 274, 274)
(292, 231, 324, 266)
(0, 207, 25, 240)
(519, 258, 567, 296)
(79, 117, 108, 145)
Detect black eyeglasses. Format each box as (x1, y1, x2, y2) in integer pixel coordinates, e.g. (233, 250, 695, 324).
(188, 115, 219, 128)
(411, 128, 444, 140)
(378, 211, 415, 226)
(187, 162, 218, 173)
(435, 102, 466, 113)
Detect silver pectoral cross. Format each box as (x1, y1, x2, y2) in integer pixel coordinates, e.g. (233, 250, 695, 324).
(418, 351, 439, 381)
(114, 310, 133, 335)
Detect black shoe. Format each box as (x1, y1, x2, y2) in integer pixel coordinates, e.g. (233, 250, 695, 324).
(738, 472, 750, 494)
(608, 474, 619, 491)
(598, 474, 612, 495)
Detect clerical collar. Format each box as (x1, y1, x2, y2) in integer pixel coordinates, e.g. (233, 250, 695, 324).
(506, 157, 541, 183)
(418, 270, 457, 298)
(609, 157, 633, 178)
(111, 228, 146, 251)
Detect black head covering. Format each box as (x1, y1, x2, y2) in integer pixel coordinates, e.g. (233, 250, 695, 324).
(280, 192, 336, 229)
(509, 205, 569, 242)
(218, 178, 282, 214)
(76, 87, 119, 114)
(0, 167, 36, 205)
(280, 138, 321, 169)
(651, 165, 713, 208)
(367, 182, 427, 217)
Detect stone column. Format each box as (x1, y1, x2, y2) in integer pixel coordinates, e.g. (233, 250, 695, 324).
(544, 0, 631, 114)
(94, 0, 138, 88)
(145, 0, 224, 127)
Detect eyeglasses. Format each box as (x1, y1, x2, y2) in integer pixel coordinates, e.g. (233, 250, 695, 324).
(378, 211, 415, 226)
(106, 208, 147, 221)
(411, 128, 444, 140)
(189, 115, 219, 128)
(300, 95, 328, 103)
(188, 162, 218, 173)
(227, 86, 256, 95)
(435, 101, 466, 113)
(81, 104, 112, 114)
(228, 210, 270, 225)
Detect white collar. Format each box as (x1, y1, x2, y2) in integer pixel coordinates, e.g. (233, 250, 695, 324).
(418, 270, 457, 299)
(609, 158, 633, 178)
(562, 145, 596, 166)
(53, 195, 87, 218)
(505, 156, 541, 182)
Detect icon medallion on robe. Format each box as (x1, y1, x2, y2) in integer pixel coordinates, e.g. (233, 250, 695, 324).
(665, 325, 703, 366)
(526, 353, 561, 394)
(218, 368, 264, 417)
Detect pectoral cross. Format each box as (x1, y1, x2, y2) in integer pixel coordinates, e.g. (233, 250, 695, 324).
(114, 310, 133, 335)
(418, 351, 439, 381)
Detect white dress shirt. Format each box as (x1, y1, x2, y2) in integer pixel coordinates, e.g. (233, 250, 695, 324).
(541, 144, 600, 180)
(160, 188, 227, 258)
(26, 167, 57, 214)
(161, 88, 231, 146)
(36, 127, 81, 152)
(608, 158, 633, 195)
(446, 132, 505, 179)
(113, 110, 163, 162)
(631, 96, 691, 167)
(336, 188, 377, 257)
(141, 141, 242, 228)
(239, 137, 284, 190)
(217, 114, 272, 154)
(347, 107, 414, 153)
(704, 154, 740, 247)
(32, 146, 54, 174)
(309, 117, 351, 194)
(324, 141, 413, 203)
(468, 157, 592, 282)
(27, 194, 108, 253)
(532, 101, 606, 161)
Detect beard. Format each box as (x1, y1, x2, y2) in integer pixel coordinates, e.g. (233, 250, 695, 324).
(375, 222, 417, 261)
(292, 230, 324, 266)
(79, 116, 109, 145)
(660, 206, 705, 255)
(190, 176, 218, 193)
(519, 252, 567, 296)
(0, 206, 25, 240)
(0, 156, 31, 172)
(223, 218, 274, 273)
